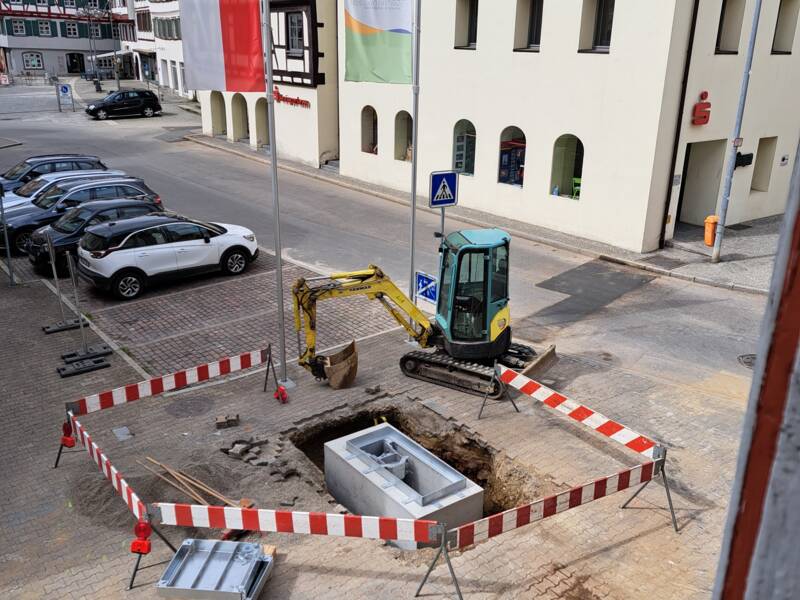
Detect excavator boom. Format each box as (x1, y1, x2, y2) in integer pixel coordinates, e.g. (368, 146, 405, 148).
(292, 265, 436, 387)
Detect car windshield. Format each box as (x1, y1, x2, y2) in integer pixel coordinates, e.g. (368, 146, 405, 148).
(15, 177, 49, 198)
(52, 207, 93, 234)
(3, 161, 29, 180)
(33, 185, 65, 209)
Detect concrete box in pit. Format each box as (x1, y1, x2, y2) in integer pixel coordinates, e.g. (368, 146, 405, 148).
(324, 423, 484, 549)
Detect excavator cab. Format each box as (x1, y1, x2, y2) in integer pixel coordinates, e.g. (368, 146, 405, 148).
(435, 229, 511, 361)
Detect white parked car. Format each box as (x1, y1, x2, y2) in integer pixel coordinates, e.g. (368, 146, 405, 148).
(77, 213, 259, 300)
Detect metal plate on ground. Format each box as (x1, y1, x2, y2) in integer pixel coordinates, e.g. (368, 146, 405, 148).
(156, 539, 273, 599)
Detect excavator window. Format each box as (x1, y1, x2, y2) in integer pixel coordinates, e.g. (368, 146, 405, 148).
(491, 244, 509, 302)
(452, 250, 487, 341)
(438, 248, 455, 323)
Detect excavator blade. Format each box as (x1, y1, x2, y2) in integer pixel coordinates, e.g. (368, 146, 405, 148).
(323, 340, 358, 389)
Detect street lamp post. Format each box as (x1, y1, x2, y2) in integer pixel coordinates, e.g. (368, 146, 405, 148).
(109, 9, 120, 91)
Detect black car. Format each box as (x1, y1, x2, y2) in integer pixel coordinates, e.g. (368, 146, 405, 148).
(85, 90, 162, 120)
(0, 176, 160, 253)
(27, 198, 164, 271)
(0, 154, 106, 192)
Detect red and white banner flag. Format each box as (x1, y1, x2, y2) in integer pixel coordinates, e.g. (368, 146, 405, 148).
(179, 0, 266, 92)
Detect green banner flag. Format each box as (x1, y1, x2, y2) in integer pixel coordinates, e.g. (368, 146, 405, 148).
(345, 0, 412, 84)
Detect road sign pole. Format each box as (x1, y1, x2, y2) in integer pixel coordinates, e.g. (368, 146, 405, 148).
(407, 0, 422, 310)
(0, 194, 14, 286)
(440, 208, 445, 238)
(70, 86, 75, 112)
(55, 83, 62, 113)
(261, 0, 294, 389)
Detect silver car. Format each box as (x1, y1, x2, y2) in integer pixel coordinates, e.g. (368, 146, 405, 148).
(0, 170, 126, 212)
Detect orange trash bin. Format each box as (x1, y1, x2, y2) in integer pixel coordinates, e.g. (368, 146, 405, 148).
(704, 215, 719, 247)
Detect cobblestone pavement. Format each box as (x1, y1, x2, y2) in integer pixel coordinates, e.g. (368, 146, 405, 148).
(1, 267, 746, 599)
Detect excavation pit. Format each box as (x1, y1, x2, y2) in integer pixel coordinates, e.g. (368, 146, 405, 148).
(290, 402, 557, 533)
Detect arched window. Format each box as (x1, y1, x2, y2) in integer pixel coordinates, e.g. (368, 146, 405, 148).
(361, 106, 378, 154)
(394, 110, 413, 161)
(550, 134, 584, 198)
(22, 52, 44, 70)
(498, 126, 526, 186)
(453, 119, 476, 175)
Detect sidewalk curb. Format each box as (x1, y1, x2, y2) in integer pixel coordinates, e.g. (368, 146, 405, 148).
(184, 134, 769, 297)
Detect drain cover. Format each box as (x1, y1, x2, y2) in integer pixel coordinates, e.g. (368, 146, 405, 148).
(738, 354, 757, 369)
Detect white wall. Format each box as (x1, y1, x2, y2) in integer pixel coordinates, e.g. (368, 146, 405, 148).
(663, 0, 800, 239)
(338, 0, 684, 253)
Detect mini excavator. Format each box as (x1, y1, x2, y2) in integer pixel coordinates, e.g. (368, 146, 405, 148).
(291, 229, 540, 399)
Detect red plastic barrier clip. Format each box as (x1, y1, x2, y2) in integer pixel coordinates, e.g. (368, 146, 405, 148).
(274, 385, 288, 404)
(60, 421, 76, 448)
(130, 520, 152, 555)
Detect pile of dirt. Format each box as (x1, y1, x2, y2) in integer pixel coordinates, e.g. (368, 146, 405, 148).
(69, 457, 240, 530)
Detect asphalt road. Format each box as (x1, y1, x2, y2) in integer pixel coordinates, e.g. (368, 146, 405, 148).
(0, 85, 766, 401)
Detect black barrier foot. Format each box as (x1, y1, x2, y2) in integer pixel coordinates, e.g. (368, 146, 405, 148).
(61, 343, 113, 364)
(127, 553, 143, 591)
(415, 525, 463, 600)
(43, 317, 87, 334)
(662, 469, 679, 533)
(53, 444, 65, 469)
(57, 357, 110, 378)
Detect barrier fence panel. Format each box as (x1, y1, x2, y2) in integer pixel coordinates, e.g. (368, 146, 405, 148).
(151, 502, 438, 544)
(66, 347, 271, 416)
(498, 365, 657, 458)
(68, 412, 146, 520)
(451, 460, 658, 550)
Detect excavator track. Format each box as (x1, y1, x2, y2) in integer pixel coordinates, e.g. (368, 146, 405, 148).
(400, 343, 538, 400)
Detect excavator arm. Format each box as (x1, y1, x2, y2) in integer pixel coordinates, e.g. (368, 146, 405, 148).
(292, 265, 437, 388)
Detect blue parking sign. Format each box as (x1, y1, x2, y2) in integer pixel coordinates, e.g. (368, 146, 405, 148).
(429, 171, 458, 209)
(415, 271, 438, 303)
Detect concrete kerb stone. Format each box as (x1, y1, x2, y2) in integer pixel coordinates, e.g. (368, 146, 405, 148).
(184, 134, 768, 297)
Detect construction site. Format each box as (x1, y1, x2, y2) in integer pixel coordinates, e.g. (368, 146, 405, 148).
(0, 218, 755, 600)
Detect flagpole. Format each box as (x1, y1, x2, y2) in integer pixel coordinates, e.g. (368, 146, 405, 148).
(260, 0, 293, 389)
(408, 0, 422, 311)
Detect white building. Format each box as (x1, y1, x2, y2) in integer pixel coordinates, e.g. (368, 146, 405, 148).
(197, 0, 339, 167)
(199, 0, 800, 253)
(110, 0, 156, 82)
(1, 0, 123, 79)
(150, 0, 189, 96)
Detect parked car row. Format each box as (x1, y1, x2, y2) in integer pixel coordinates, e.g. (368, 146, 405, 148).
(1, 154, 259, 300)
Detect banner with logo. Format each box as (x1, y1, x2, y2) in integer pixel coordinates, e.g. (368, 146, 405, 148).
(345, 0, 412, 84)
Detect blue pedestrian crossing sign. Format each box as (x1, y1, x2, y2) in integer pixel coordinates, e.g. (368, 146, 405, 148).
(415, 271, 438, 303)
(429, 171, 458, 209)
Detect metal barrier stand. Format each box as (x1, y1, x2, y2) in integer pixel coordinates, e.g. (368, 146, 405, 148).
(43, 233, 85, 333)
(478, 361, 519, 419)
(621, 446, 679, 533)
(415, 523, 463, 600)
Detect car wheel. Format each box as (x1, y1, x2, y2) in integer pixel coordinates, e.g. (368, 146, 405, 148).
(221, 248, 249, 275)
(12, 230, 32, 254)
(96, 109, 108, 120)
(112, 270, 145, 300)
(142, 107, 155, 118)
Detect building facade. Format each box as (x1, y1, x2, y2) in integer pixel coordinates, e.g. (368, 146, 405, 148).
(197, 0, 339, 168)
(0, 0, 122, 79)
(198, 0, 800, 253)
(110, 0, 156, 83)
(150, 0, 189, 96)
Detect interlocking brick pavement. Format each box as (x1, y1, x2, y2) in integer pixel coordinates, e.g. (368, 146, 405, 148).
(1, 251, 746, 599)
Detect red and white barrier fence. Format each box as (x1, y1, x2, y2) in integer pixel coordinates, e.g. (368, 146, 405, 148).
(498, 365, 657, 458)
(450, 459, 659, 550)
(151, 502, 437, 544)
(68, 412, 146, 520)
(66, 347, 270, 416)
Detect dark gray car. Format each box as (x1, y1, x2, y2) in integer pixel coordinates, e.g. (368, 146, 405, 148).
(0, 154, 107, 192)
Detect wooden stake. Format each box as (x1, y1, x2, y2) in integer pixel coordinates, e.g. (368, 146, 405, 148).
(137, 461, 208, 505)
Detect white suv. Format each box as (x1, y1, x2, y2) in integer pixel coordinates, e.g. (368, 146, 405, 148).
(77, 214, 259, 300)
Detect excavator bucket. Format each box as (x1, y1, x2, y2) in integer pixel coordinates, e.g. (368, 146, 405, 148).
(323, 341, 358, 389)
